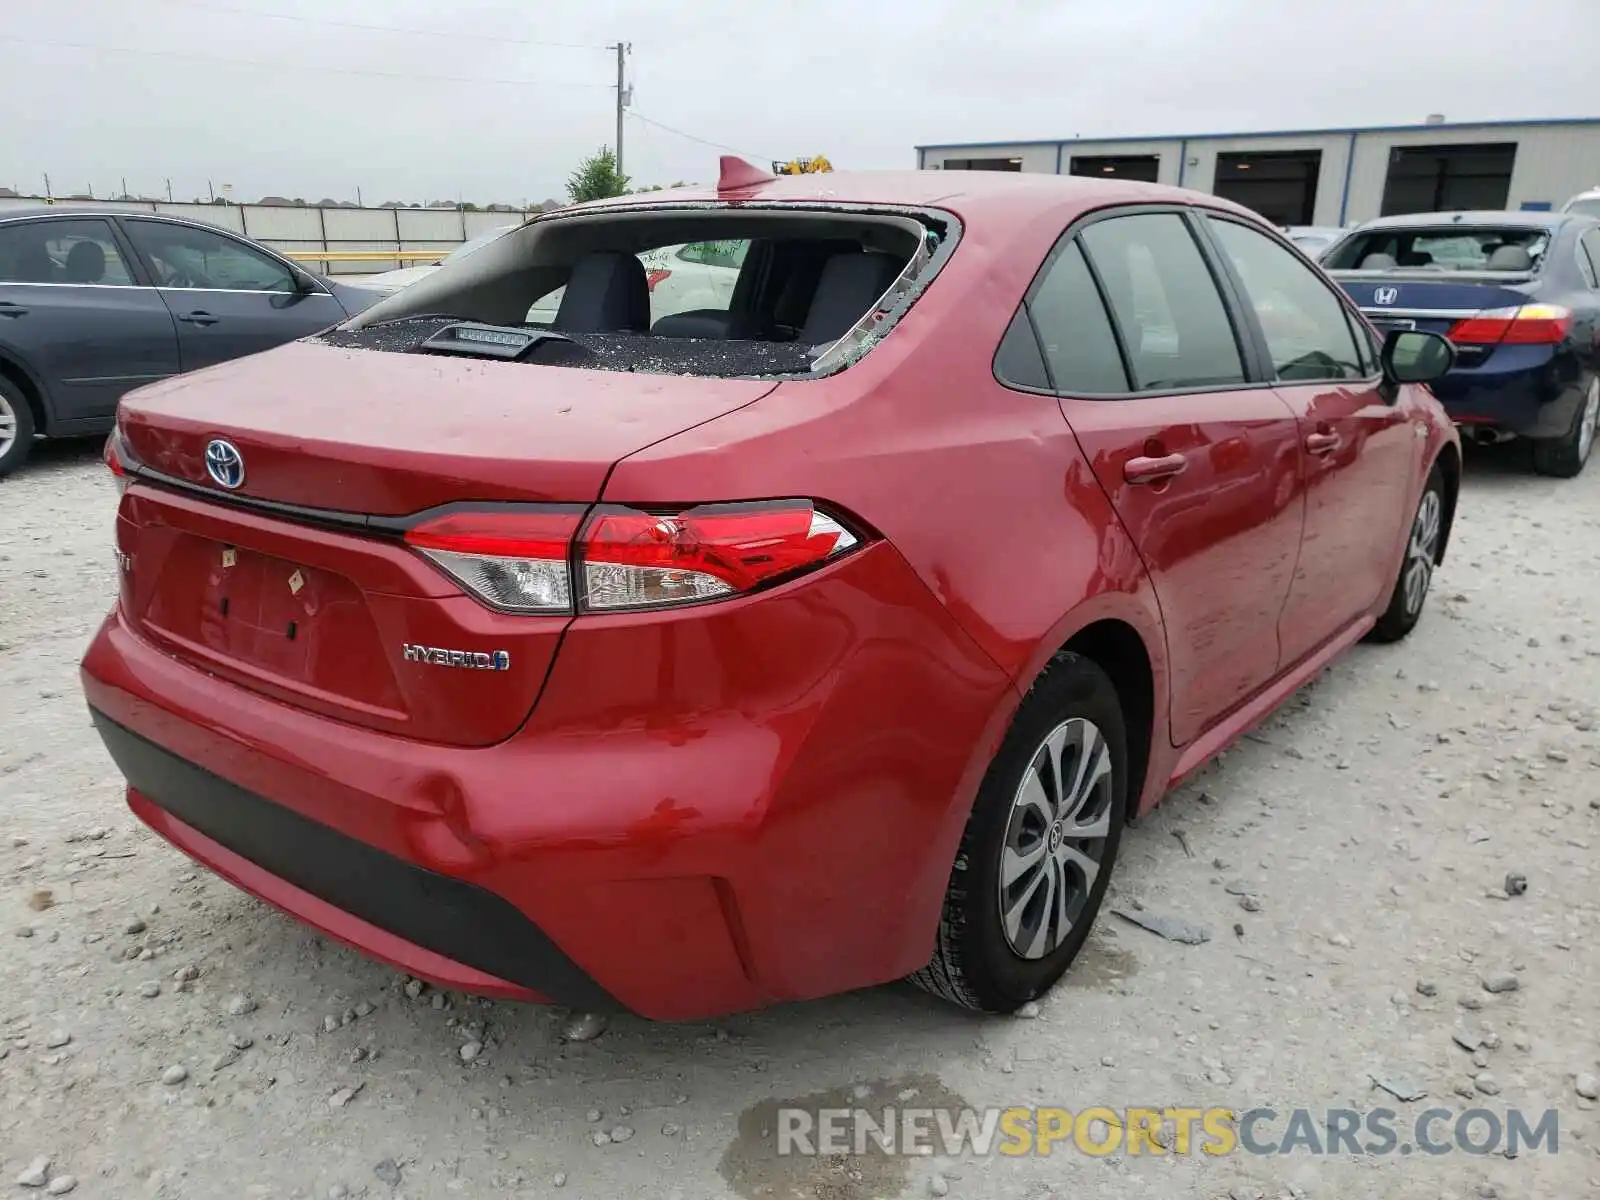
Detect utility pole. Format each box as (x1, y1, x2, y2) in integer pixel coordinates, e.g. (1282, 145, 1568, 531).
(611, 42, 631, 178)
(42, 173, 51, 200)
(165, 178, 174, 202)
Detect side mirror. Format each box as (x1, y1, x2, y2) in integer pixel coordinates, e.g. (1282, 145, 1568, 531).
(1381, 328, 1455, 385)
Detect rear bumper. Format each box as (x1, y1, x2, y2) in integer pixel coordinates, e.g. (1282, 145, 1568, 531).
(96, 713, 606, 1006)
(1431, 347, 1583, 438)
(81, 542, 1015, 1019)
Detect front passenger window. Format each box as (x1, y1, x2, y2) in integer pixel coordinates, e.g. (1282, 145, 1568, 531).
(126, 221, 297, 293)
(1205, 217, 1365, 383)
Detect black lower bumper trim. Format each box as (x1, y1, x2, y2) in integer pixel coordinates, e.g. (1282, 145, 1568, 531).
(90, 709, 618, 1012)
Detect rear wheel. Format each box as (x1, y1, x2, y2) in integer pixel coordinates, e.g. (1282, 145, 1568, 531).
(0, 378, 37, 479)
(1531, 375, 1597, 479)
(909, 652, 1127, 1013)
(1368, 464, 1444, 644)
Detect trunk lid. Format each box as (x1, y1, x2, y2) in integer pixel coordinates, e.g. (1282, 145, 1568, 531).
(118, 340, 777, 515)
(1329, 271, 1537, 336)
(114, 340, 777, 746)
(1329, 272, 1541, 369)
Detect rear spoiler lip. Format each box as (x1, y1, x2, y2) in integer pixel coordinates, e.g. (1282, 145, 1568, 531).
(1324, 268, 1540, 286)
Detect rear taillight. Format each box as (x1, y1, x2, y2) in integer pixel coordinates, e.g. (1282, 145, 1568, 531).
(1446, 304, 1572, 346)
(403, 501, 861, 615)
(104, 430, 131, 495)
(580, 502, 858, 611)
(404, 509, 583, 613)
(645, 268, 672, 292)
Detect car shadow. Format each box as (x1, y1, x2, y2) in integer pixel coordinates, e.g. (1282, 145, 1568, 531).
(15, 435, 106, 478)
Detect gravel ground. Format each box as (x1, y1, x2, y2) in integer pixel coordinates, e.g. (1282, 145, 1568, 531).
(2, 437, 1598, 1200)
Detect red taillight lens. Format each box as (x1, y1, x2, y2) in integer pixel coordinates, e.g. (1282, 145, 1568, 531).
(402, 501, 862, 615)
(104, 430, 131, 495)
(404, 509, 583, 613)
(1446, 304, 1572, 346)
(645, 268, 672, 292)
(579, 501, 859, 612)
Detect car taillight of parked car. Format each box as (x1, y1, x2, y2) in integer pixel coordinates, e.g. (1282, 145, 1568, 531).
(103, 431, 131, 496)
(1446, 304, 1573, 346)
(403, 500, 862, 614)
(645, 268, 672, 292)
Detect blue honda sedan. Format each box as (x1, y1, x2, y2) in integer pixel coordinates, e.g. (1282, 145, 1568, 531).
(1323, 210, 1600, 477)
(0, 208, 380, 476)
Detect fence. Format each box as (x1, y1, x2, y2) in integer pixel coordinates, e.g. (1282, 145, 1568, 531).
(0, 198, 537, 277)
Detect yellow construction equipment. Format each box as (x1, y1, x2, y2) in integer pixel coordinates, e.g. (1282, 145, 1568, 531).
(771, 156, 833, 175)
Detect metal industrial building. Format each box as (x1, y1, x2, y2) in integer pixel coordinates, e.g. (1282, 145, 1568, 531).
(916, 118, 1600, 226)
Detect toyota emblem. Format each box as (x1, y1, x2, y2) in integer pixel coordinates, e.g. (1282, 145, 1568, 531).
(204, 439, 245, 490)
(1373, 286, 1399, 306)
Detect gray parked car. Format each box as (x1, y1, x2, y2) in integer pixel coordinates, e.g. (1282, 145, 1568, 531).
(0, 208, 380, 476)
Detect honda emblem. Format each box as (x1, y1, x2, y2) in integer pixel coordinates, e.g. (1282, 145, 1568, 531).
(1373, 287, 1399, 306)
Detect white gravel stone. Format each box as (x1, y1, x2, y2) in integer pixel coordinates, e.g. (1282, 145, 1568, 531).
(16, 1157, 51, 1188)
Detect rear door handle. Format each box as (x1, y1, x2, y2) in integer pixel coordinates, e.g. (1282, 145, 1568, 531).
(177, 311, 219, 326)
(0, 301, 28, 318)
(1123, 452, 1188, 484)
(1305, 431, 1342, 455)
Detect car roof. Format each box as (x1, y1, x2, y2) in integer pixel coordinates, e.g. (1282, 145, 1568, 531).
(0, 205, 238, 231)
(557, 169, 1263, 227)
(1351, 210, 1570, 232)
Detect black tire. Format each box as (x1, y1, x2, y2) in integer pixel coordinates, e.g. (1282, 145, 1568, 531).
(0, 376, 36, 479)
(1368, 464, 1445, 644)
(1530, 374, 1598, 479)
(909, 652, 1127, 1013)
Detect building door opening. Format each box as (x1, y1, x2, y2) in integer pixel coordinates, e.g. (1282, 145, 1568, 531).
(942, 157, 1022, 171)
(1213, 150, 1323, 225)
(1380, 143, 1516, 215)
(1068, 155, 1161, 183)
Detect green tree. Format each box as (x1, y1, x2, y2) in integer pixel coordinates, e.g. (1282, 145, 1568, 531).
(566, 147, 631, 204)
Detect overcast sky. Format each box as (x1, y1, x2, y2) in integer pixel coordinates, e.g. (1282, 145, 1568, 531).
(6, 0, 1598, 206)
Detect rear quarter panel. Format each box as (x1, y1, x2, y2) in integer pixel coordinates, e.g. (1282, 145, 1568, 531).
(602, 197, 1174, 962)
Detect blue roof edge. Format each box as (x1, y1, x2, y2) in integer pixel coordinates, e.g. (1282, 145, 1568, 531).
(916, 116, 1600, 152)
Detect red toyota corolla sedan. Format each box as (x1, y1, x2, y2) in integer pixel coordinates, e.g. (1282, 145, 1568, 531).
(82, 164, 1460, 1020)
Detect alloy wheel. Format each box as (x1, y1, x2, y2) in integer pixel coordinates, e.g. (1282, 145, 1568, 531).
(1579, 377, 1599, 466)
(1403, 488, 1442, 618)
(0, 392, 15, 459)
(997, 717, 1115, 960)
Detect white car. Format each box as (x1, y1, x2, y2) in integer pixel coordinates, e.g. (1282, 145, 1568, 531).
(528, 239, 747, 326)
(1561, 187, 1600, 218)
(351, 224, 518, 295)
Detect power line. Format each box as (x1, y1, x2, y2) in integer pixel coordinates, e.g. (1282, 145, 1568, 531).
(0, 34, 612, 88)
(627, 111, 773, 164)
(150, 0, 611, 52)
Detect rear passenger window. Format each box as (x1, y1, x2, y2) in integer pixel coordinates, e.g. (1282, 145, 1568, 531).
(0, 218, 134, 286)
(1025, 241, 1128, 393)
(1079, 214, 1245, 391)
(1206, 217, 1365, 382)
(994, 310, 1052, 390)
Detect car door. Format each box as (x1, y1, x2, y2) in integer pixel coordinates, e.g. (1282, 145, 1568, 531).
(1200, 214, 1421, 666)
(120, 218, 344, 373)
(0, 216, 180, 428)
(1018, 208, 1306, 747)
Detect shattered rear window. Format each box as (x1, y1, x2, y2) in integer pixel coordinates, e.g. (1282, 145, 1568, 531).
(314, 203, 959, 380)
